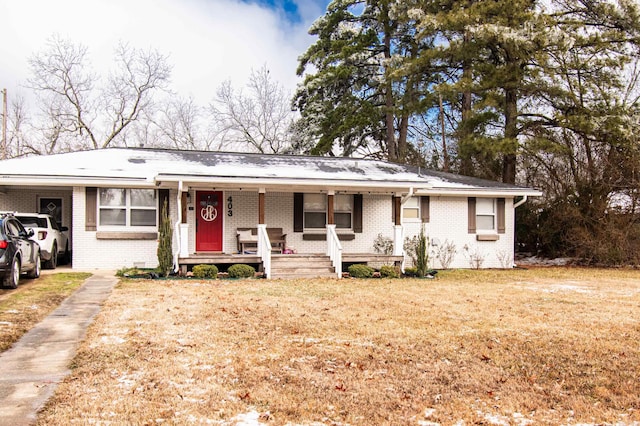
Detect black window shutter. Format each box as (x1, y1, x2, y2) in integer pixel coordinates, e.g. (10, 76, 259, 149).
(85, 187, 97, 231)
(353, 194, 363, 233)
(158, 189, 170, 226)
(497, 198, 506, 234)
(421, 196, 430, 223)
(294, 193, 303, 232)
(468, 197, 476, 234)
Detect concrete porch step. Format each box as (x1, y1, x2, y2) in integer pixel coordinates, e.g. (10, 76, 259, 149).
(270, 254, 336, 279)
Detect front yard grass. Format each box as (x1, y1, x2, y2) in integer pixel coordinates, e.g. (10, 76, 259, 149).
(0, 272, 92, 352)
(37, 267, 640, 425)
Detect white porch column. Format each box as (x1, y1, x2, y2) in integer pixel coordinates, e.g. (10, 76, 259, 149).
(393, 225, 403, 256)
(179, 224, 190, 257)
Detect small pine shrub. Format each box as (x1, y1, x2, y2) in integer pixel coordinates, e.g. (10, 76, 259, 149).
(192, 264, 219, 279)
(157, 199, 173, 277)
(348, 264, 375, 278)
(228, 264, 256, 278)
(379, 265, 400, 278)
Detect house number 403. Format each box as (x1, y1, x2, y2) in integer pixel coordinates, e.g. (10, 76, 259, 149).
(227, 196, 233, 217)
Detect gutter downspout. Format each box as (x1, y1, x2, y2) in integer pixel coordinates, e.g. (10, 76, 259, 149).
(401, 187, 414, 205)
(394, 187, 414, 265)
(514, 195, 528, 209)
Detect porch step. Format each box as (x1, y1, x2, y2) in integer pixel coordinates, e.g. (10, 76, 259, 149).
(270, 254, 337, 279)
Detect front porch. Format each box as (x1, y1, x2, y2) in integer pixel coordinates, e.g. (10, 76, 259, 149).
(170, 185, 409, 279)
(178, 252, 404, 279)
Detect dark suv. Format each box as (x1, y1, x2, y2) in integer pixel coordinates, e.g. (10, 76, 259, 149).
(0, 213, 41, 288)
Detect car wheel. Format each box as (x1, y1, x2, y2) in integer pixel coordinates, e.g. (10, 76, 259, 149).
(27, 253, 41, 279)
(44, 242, 57, 269)
(60, 243, 70, 265)
(3, 257, 20, 289)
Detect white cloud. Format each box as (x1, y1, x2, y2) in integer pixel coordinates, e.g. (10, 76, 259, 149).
(0, 0, 324, 106)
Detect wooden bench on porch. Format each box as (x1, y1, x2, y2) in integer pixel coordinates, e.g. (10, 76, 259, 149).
(236, 227, 287, 253)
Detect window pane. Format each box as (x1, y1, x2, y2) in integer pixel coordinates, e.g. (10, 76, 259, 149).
(403, 208, 419, 219)
(131, 209, 157, 226)
(334, 194, 352, 211)
(100, 209, 126, 226)
(16, 216, 47, 228)
(6, 221, 20, 237)
(476, 198, 495, 214)
(304, 212, 326, 228)
(131, 189, 156, 207)
(100, 189, 125, 207)
(304, 194, 326, 210)
(335, 212, 351, 228)
(477, 215, 495, 230)
(404, 197, 419, 208)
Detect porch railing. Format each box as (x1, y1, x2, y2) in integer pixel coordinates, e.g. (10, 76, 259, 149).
(257, 224, 272, 278)
(326, 224, 343, 278)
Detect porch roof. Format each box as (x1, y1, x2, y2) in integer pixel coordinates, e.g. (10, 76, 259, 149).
(0, 147, 542, 197)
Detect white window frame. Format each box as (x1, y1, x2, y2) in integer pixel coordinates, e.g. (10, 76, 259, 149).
(303, 193, 354, 231)
(303, 193, 327, 230)
(98, 188, 158, 231)
(476, 198, 496, 232)
(402, 196, 421, 222)
(334, 194, 353, 230)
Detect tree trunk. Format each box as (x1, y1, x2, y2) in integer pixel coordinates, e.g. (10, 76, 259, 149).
(382, 1, 397, 162)
(459, 30, 473, 176)
(503, 86, 518, 184)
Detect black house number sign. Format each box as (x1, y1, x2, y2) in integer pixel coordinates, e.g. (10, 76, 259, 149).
(227, 196, 233, 216)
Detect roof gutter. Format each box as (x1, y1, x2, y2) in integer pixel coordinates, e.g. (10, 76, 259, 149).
(415, 188, 542, 198)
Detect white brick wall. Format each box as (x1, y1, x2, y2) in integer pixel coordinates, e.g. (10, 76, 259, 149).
(1, 186, 519, 270)
(180, 192, 397, 255)
(71, 187, 176, 270)
(403, 196, 516, 269)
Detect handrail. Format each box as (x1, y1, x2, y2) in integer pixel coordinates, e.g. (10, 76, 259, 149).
(257, 224, 272, 279)
(327, 224, 343, 278)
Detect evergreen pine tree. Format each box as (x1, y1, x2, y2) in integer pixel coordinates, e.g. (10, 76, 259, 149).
(157, 199, 173, 277)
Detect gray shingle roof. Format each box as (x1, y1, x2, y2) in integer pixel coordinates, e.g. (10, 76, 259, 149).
(0, 147, 541, 196)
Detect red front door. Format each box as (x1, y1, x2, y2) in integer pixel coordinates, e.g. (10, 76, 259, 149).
(196, 191, 223, 252)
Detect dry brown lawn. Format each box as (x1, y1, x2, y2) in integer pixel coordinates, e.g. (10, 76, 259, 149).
(0, 272, 91, 352)
(37, 268, 640, 425)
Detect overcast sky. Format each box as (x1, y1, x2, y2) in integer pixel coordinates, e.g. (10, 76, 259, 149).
(0, 0, 328, 107)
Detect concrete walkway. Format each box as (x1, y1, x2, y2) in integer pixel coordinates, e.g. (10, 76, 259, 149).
(0, 271, 117, 426)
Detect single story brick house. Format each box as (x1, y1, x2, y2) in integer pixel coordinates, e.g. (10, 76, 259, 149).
(0, 148, 541, 277)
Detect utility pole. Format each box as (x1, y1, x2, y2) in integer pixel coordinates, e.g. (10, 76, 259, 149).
(2, 88, 6, 160)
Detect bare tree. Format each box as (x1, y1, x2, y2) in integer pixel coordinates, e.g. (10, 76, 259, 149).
(142, 95, 224, 151)
(208, 65, 298, 154)
(26, 35, 171, 152)
(4, 94, 36, 158)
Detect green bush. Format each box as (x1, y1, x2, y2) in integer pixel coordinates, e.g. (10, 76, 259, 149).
(228, 264, 256, 278)
(403, 267, 418, 277)
(348, 264, 375, 278)
(116, 267, 144, 277)
(192, 264, 219, 279)
(379, 265, 400, 278)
